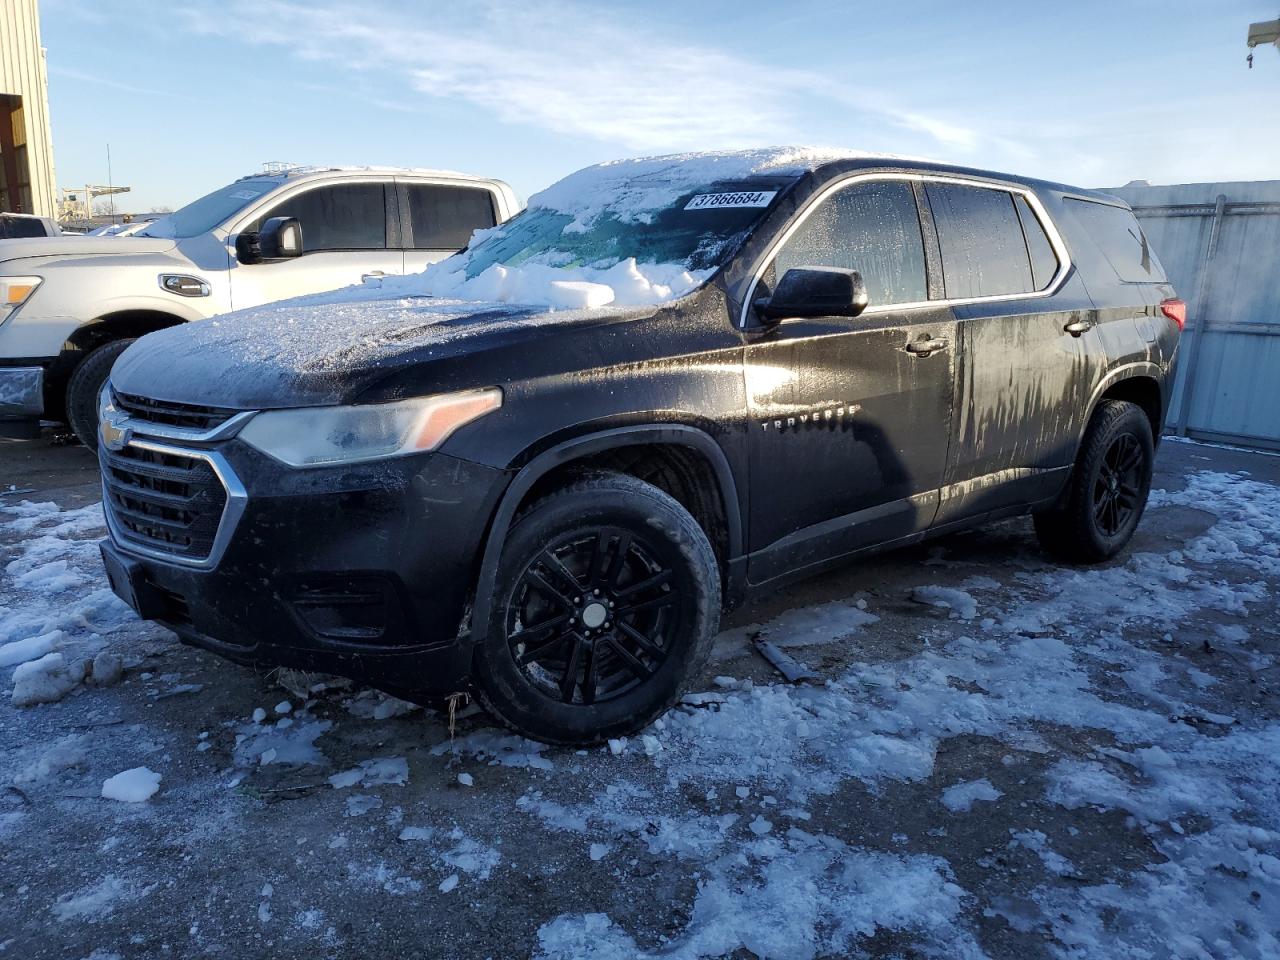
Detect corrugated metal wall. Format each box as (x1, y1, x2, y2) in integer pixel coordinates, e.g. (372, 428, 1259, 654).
(0, 0, 56, 218)
(1108, 180, 1280, 451)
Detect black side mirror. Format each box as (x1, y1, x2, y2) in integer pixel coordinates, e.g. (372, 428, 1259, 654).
(754, 266, 869, 323)
(235, 217, 303, 265)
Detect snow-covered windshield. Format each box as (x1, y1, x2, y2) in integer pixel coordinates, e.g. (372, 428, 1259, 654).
(462, 182, 788, 280)
(410, 150, 854, 309)
(139, 178, 277, 239)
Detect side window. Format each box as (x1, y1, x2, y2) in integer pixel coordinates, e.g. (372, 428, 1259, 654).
(1014, 195, 1059, 291)
(774, 180, 927, 307)
(250, 183, 387, 252)
(406, 184, 496, 250)
(1064, 198, 1167, 283)
(926, 184, 1034, 298)
(2, 217, 44, 238)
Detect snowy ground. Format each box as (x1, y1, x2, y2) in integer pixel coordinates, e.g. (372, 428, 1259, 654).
(1, 437, 1278, 959)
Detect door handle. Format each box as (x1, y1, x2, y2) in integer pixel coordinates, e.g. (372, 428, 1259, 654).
(1063, 320, 1093, 337)
(904, 336, 949, 356)
(362, 271, 387, 282)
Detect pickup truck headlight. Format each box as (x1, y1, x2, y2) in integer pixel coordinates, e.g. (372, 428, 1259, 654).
(237, 388, 502, 467)
(0, 276, 42, 324)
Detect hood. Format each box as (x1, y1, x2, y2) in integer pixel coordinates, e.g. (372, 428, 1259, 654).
(111, 284, 645, 410)
(0, 235, 178, 263)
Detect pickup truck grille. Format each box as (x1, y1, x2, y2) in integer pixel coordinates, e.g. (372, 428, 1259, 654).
(101, 445, 228, 561)
(113, 390, 238, 431)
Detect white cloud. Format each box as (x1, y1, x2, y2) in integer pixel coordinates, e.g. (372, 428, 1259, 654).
(174, 0, 995, 157)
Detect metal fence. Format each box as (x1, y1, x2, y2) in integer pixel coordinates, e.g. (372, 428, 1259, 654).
(1107, 180, 1280, 451)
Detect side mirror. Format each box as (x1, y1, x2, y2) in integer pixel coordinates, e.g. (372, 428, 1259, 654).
(754, 266, 869, 323)
(235, 217, 303, 265)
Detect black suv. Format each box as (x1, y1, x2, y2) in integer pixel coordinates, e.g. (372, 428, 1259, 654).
(97, 150, 1181, 744)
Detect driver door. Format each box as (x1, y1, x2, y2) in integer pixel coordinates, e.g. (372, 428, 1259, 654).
(744, 178, 957, 585)
(228, 180, 404, 311)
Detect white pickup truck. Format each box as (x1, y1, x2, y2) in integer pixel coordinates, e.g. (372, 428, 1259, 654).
(0, 165, 519, 447)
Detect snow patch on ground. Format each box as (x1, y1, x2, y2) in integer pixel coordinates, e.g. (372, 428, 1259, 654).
(940, 778, 1002, 813)
(101, 767, 161, 803)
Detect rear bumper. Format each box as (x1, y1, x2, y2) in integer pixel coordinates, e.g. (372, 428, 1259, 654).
(102, 440, 510, 694)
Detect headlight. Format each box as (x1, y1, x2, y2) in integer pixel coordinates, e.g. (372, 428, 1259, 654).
(0, 276, 42, 325)
(238, 388, 502, 467)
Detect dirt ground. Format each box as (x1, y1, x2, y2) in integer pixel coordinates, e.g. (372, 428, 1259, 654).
(1, 433, 1277, 959)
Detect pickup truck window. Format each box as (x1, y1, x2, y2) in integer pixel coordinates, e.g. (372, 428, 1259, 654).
(140, 178, 278, 238)
(774, 180, 928, 307)
(927, 183, 1035, 299)
(406, 184, 496, 250)
(249, 184, 388, 252)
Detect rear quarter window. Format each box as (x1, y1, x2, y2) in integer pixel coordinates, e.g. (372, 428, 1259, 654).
(406, 184, 497, 250)
(1064, 198, 1167, 283)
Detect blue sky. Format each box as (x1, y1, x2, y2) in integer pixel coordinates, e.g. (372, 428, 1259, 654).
(40, 0, 1280, 214)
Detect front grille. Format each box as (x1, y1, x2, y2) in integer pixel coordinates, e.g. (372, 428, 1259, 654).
(113, 390, 238, 431)
(102, 445, 227, 561)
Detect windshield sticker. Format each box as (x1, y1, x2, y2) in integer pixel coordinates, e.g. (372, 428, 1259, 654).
(684, 191, 778, 211)
(229, 190, 262, 201)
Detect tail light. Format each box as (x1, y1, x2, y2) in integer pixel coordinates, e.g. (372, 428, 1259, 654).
(1160, 298, 1186, 331)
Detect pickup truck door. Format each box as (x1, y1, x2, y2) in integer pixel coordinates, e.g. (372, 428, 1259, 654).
(227, 180, 403, 312)
(397, 179, 501, 276)
(743, 178, 957, 586)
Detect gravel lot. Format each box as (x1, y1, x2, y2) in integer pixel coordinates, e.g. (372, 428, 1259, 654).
(1, 434, 1278, 959)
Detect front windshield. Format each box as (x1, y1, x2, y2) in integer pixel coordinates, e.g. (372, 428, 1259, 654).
(139, 178, 277, 239)
(462, 177, 794, 282)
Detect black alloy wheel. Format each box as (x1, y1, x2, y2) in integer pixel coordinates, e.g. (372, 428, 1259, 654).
(1093, 433, 1144, 537)
(473, 471, 720, 744)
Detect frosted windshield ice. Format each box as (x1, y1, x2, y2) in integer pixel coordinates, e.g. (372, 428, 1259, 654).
(138, 178, 277, 239)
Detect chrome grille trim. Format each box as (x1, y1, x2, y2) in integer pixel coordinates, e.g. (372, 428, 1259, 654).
(102, 438, 247, 570)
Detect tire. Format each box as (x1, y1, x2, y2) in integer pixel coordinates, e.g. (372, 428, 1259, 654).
(66, 339, 134, 450)
(1034, 399, 1154, 563)
(473, 471, 721, 745)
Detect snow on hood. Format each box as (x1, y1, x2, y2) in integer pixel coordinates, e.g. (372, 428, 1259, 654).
(111, 284, 633, 410)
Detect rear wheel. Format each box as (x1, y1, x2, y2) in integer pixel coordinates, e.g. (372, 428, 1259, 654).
(1034, 399, 1154, 563)
(66, 339, 134, 450)
(473, 471, 720, 745)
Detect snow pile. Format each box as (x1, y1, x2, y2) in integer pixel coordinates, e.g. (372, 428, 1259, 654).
(328, 757, 409, 789)
(413, 257, 710, 312)
(101, 767, 161, 803)
(940, 779, 1002, 813)
(536, 830, 983, 960)
(12, 651, 88, 706)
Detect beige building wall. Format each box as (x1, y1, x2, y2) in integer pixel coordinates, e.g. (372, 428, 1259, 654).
(0, 0, 55, 217)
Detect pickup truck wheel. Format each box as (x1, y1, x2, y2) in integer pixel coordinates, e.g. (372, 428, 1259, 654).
(1034, 399, 1154, 563)
(66, 339, 134, 450)
(473, 471, 720, 745)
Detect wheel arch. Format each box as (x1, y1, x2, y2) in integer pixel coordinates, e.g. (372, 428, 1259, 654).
(470, 425, 745, 643)
(44, 310, 187, 418)
(1083, 363, 1165, 446)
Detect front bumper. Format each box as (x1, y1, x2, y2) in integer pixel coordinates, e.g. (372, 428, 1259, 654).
(0, 366, 43, 434)
(101, 438, 510, 694)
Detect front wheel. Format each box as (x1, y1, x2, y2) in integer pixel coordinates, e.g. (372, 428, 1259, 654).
(472, 471, 720, 745)
(66, 339, 134, 450)
(1034, 399, 1154, 563)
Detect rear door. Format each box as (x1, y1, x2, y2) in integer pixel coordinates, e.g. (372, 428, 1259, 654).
(925, 181, 1085, 524)
(399, 180, 499, 275)
(744, 177, 957, 584)
(228, 180, 404, 310)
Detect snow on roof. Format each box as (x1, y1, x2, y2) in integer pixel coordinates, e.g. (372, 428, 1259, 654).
(527, 147, 900, 226)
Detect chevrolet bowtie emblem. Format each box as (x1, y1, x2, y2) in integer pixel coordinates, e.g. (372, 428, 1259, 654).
(100, 410, 132, 452)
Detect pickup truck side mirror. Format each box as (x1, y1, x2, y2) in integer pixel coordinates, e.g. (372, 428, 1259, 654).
(754, 266, 869, 323)
(235, 217, 303, 265)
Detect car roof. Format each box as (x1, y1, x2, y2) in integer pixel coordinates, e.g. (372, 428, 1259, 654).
(804, 155, 1124, 206)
